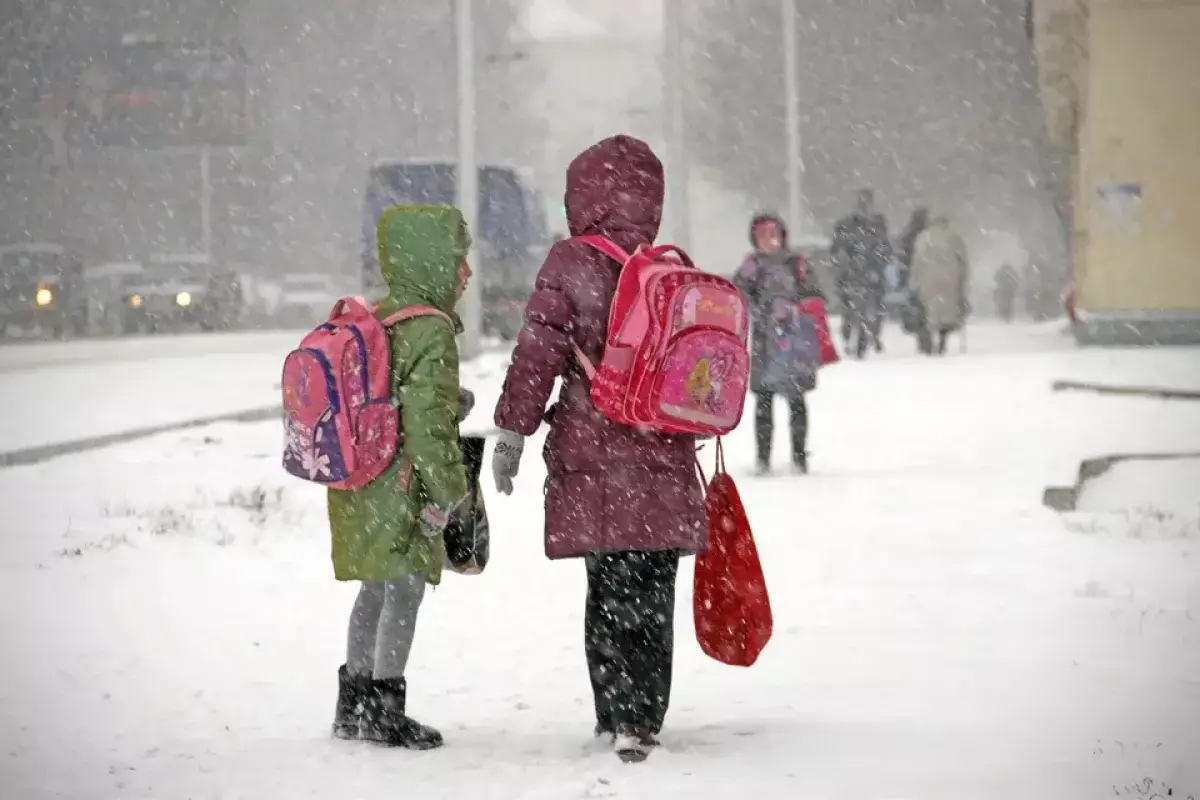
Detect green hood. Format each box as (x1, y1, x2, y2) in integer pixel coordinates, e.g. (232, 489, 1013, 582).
(376, 204, 470, 322)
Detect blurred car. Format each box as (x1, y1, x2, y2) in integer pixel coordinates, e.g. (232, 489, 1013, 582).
(84, 261, 146, 336)
(120, 253, 242, 333)
(276, 272, 341, 327)
(0, 243, 88, 338)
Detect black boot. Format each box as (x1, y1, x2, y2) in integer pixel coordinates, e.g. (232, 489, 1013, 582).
(614, 722, 659, 763)
(788, 395, 808, 475)
(754, 392, 773, 474)
(332, 664, 368, 740)
(361, 676, 444, 750)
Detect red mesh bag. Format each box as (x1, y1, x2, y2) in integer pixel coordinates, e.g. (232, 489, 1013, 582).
(693, 441, 773, 667)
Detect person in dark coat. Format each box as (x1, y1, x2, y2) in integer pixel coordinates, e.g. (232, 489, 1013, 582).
(733, 213, 827, 475)
(994, 263, 1019, 322)
(490, 135, 707, 763)
(831, 188, 892, 358)
(896, 206, 930, 279)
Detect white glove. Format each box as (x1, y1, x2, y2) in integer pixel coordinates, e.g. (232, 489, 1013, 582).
(491, 430, 525, 496)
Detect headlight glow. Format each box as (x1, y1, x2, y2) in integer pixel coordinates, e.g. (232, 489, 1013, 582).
(129, 294, 144, 309)
(175, 291, 192, 307)
(35, 287, 53, 307)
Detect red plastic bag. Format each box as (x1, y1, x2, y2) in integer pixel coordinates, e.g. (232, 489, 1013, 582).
(693, 441, 773, 667)
(797, 296, 840, 366)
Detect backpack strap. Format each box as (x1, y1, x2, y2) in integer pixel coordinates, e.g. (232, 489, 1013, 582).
(576, 235, 630, 264)
(577, 236, 695, 269)
(379, 305, 455, 328)
(572, 343, 597, 381)
(572, 235, 623, 381)
(793, 253, 808, 279)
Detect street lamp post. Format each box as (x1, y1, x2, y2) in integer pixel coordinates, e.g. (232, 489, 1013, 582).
(664, 0, 690, 250)
(455, 0, 481, 360)
(782, 0, 808, 236)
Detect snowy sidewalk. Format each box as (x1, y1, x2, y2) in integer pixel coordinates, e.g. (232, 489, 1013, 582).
(0, 332, 1198, 799)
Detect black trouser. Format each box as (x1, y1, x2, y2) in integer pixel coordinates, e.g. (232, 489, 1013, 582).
(754, 391, 808, 466)
(585, 550, 679, 735)
(996, 296, 1015, 323)
(867, 302, 885, 351)
(842, 303, 876, 359)
(920, 326, 954, 356)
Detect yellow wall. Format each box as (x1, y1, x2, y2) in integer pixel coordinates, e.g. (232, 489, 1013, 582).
(1078, 0, 1200, 313)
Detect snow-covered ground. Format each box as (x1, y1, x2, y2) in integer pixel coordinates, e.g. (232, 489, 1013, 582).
(1, 324, 1198, 799)
(1081, 457, 1200, 510)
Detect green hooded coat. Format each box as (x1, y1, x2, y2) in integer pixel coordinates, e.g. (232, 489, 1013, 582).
(328, 205, 470, 585)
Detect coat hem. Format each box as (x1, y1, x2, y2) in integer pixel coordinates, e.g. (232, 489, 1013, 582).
(544, 543, 705, 561)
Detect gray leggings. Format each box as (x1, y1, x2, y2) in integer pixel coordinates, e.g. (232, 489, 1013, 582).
(345, 572, 426, 680)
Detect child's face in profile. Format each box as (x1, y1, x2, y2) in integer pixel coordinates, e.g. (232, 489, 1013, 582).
(456, 257, 472, 298)
(754, 223, 783, 254)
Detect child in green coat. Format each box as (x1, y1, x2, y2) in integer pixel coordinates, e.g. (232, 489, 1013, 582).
(329, 205, 473, 749)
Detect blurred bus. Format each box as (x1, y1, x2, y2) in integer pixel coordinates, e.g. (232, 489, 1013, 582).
(362, 160, 548, 340)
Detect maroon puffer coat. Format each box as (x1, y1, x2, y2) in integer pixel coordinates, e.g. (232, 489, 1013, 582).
(494, 135, 708, 559)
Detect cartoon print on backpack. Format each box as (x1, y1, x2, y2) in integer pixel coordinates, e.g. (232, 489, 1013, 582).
(655, 327, 749, 429)
(685, 357, 713, 409)
(685, 351, 737, 413)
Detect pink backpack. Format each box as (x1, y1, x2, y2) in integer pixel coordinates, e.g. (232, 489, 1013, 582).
(573, 236, 750, 436)
(281, 297, 452, 490)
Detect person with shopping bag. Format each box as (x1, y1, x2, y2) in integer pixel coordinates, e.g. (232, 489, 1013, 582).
(490, 135, 710, 763)
(733, 212, 838, 475)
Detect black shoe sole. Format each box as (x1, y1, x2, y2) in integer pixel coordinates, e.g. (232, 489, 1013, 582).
(364, 734, 444, 750)
(617, 748, 650, 763)
(331, 724, 360, 741)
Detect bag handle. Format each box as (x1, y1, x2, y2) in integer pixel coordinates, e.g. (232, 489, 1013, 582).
(328, 295, 373, 320)
(694, 438, 725, 495)
(643, 243, 694, 267)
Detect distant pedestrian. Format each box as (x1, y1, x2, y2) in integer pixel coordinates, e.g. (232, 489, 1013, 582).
(734, 213, 837, 475)
(896, 207, 930, 280)
(910, 211, 970, 356)
(831, 188, 892, 358)
(994, 263, 1019, 322)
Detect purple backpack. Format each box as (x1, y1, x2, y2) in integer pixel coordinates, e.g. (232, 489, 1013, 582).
(281, 297, 452, 490)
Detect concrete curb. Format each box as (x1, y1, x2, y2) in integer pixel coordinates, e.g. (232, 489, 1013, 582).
(0, 410, 503, 470)
(1042, 450, 1200, 511)
(0, 406, 283, 469)
(1052, 380, 1200, 401)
